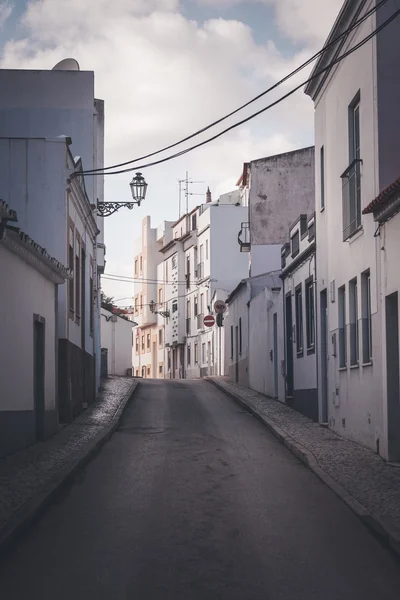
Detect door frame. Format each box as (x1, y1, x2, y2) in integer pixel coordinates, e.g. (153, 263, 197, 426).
(235, 325, 239, 383)
(285, 292, 294, 402)
(273, 313, 279, 398)
(320, 289, 328, 423)
(33, 314, 46, 441)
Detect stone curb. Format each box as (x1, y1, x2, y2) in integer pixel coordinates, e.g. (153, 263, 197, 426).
(0, 380, 140, 556)
(207, 378, 400, 559)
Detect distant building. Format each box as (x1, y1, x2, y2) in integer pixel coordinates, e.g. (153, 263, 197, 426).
(100, 309, 134, 377)
(132, 217, 174, 379)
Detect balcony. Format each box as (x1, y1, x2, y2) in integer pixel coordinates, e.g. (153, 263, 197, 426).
(197, 262, 204, 280)
(186, 318, 191, 336)
(197, 313, 204, 330)
(238, 221, 250, 252)
(341, 159, 362, 241)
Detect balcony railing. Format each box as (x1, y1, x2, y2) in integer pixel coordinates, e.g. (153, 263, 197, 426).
(238, 221, 250, 252)
(197, 262, 204, 280)
(197, 313, 204, 330)
(341, 159, 362, 241)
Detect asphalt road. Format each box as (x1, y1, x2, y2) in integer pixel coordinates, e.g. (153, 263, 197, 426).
(1, 380, 400, 599)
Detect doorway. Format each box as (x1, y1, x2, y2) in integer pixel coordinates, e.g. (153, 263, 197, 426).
(235, 326, 239, 383)
(386, 292, 400, 460)
(320, 289, 328, 423)
(285, 294, 293, 402)
(34, 316, 45, 441)
(273, 313, 279, 398)
(152, 342, 157, 380)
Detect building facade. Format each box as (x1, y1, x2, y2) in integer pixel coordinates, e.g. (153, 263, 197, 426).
(101, 309, 134, 377)
(0, 203, 69, 456)
(0, 66, 105, 396)
(304, 0, 400, 458)
(281, 214, 318, 421)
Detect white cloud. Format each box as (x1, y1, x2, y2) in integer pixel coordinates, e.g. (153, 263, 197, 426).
(0, 2, 12, 28)
(194, 0, 344, 46)
(0, 0, 336, 297)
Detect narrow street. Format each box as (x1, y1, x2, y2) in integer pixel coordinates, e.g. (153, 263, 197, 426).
(1, 380, 399, 599)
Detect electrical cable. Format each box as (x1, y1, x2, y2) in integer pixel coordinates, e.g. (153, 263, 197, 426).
(78, 0, 389, 175)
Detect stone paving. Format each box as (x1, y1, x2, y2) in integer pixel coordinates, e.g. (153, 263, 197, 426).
(0, 377, 136, 531)
(209, 377, 400, 538)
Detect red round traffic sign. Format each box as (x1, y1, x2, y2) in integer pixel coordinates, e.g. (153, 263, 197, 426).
(203, 314, 215, 328)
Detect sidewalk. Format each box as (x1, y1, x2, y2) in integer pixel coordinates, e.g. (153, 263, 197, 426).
(208, 377, 400, 558)
(0, 377, 138, 552)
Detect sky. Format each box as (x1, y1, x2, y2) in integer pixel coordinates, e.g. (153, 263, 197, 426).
(0, 0, 344, 304)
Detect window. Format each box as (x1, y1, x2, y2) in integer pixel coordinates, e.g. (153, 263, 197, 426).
(200, 293, 204, 314)
(75, 237, 81, 320)
(231, 325, 234, 359)
(135, 296, 139, 314)
(306, 279, 315, 351)
(206, 239, 209, 260)
(343, 93, 362, 240)
(194, 343, 198, 364)
(192, 214, 197, 230)
(147, 333, 151, 350)
(208, 341, 211, 364)
(159, 329, 163, 346)
(338, 285, 347, 368)
(320, 145, 325, 210)
(187, 344, 191, 366)
(349, 278, 359, 366)
(140, 295, 143, 312)
(89, 259, 94, 334)
(134, 259, 138, 277)
(295, 285, 303, 355)
(81, 248, 86, 329)
(140, 255, 143, 273)
(202, 343, 206, 364)
(172, 300, 178, 313)
(172, 255, 177, 269)
(165, 261, 169, 284)
(308, 221, 315, 241)
(291, 231, 300, 258)
(159, 364, 163, 375)
(136, 337, 139, 353)
(147, 367, 151, 376)
(141, 335, 145, 351)
(158, 288, 162, 305)
(239, 317, 242, 355)
(135, 369, 139, 377)
(68, 227, 74, 313)
(200, 244, 204, 263)
(167, 349, 171, 370)
(186, 299, 191, 317)
(186, 256, 190, 289)
(361, 270, 372, 363)
(194, 296, 198, 317)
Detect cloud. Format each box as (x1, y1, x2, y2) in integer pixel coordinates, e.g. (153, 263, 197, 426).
(0, 2, 12, 28)
(0, 0, 331, 298)
(194, 0, 344, 46)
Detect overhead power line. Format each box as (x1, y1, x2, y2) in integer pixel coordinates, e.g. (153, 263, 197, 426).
(79, 0, 389, 176)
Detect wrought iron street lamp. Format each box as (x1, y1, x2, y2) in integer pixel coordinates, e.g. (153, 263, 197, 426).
(97, 172, 148, 217)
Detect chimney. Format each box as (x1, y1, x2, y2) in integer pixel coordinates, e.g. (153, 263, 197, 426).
(206, 186, 212, 203)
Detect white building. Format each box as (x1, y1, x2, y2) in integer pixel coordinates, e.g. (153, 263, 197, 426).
(0, 202, 69, 456)
(224, 272, 282, 390)
(304, 0, 400, 458)
(242, 147, 315, 277)
(0, 65, 105, 402)
(132, 217, 174, 379)
(100, 309, 133, 377)
(281, 214, 318, 421)
(0, 137, 99, 422)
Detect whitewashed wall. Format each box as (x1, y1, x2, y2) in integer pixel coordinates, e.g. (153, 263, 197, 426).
(101, 309, 133, 376)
